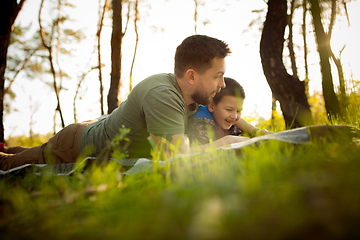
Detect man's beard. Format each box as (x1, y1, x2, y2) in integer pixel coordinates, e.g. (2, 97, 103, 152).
(191, 89, 214, 105)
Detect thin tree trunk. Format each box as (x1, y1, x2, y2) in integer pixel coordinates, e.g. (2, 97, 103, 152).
(330, 46, 347, 111)
(56, 0, 64, 101)
(108, 0, 122, 114)
(129, 0, 139, 92)
(0, 0, 26, 142)
(97, 0, 109, 115)
(39, 0, 65, 129)
(288, 0, 298, 78)
(342, 0, 350, 27)
(302, 0, 309, 96)
(271, 95, 277, 126)
(74, 66, 100, 122)
(56, 0, 64, 88)
(194, 0, 198, 34)
(309, 0, 341, 118)
(54, 0, 65, 131)
(328, 0, 347, 112)
(4, 47, 39, 97)
(328, 0, 336, 39)
(260, 0, 312, 128)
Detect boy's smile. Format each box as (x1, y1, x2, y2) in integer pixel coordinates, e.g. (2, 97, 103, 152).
(208, 95, 244, 130)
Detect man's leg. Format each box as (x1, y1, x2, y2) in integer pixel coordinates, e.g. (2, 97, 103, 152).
(0, 143, 28, 154)
(44, 122, 89, 164)
(0, 122, 90, 171)
(4, 146, 30, 154)
(0, 145, 45, 170)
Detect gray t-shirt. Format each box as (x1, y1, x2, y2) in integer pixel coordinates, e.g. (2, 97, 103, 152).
(79, 73, 198, 158)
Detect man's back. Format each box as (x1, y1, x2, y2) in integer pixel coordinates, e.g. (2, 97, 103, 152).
(79, 73, 196, 158)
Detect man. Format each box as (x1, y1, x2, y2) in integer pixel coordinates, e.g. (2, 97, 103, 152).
(0, 35, 249, 170)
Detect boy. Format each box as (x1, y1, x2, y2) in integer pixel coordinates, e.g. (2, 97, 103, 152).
(186, 77, 271, 145)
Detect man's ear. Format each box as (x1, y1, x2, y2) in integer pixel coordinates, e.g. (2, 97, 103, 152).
(208, 102, 215, 112)
(185, 69, 195, 85)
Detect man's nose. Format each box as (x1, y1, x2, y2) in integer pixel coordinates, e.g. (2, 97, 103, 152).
(218, 77, 226, 88)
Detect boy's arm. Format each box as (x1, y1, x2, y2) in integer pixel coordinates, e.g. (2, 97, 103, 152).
(149, 133, 250, 157)
(195, 135, 250, 151)
(234, 118, 272, 137)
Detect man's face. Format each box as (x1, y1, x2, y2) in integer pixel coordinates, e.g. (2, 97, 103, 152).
(191, 57, 226, 105)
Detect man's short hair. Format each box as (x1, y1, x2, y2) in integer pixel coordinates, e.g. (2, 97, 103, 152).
(213, 77, 245, 105)
(174, 35, 231, 78)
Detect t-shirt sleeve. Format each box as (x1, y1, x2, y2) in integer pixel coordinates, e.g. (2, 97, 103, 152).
(142, 86, 186, 136)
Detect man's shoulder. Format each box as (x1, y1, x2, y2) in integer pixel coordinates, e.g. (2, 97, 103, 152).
(129, 73, 179, 99)
(140, 73, 176, 87)
(140, 73, 182, 97)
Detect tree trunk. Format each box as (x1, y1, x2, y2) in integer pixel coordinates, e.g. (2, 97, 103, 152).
(330, 47, 347, 111)
(302, 0, 309, 96)
(39, 0, 65, 129)
(328, 0, 347, 113)
(260, 0, 312, 128)
(97, 0, 109, 116)
(129, 0, 139, 93)
(74, 66, 99, 122)
(288, 0, 298, 79)
(309, 0, 341, 119)
(4, 47, 39, 97)
(194, 0, 199, 34)
(108, 0, 122, 114)
(0, 0, 26, 142)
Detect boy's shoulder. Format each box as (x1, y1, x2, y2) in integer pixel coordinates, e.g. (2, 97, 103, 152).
(193, 105, 214, 120)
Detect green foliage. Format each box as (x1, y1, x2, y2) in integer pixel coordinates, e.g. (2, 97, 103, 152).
(246, 78, 360, 131)
(256, 110, 286, 132)
(6, 132, 53, 148)
(1, 130, 360, 239)
(336, 78, 360, 128)
(308, 90, 330, 125)
(97, 126, 130, 160)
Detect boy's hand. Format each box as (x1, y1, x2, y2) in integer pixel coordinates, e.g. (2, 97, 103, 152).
(253, 128, 273, 137)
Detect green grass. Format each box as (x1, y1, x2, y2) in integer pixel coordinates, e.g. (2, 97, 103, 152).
(1, 132, 360, 239)
(4, 82, 360, 239)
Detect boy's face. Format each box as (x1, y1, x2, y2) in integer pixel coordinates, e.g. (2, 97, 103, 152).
(208, 95, 244, 130)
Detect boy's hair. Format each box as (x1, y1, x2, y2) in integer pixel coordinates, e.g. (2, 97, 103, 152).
(213, 77, 245, 105)
(174, 35, 231, 78)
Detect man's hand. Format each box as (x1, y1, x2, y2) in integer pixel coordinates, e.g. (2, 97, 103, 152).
(149, 133, 190, 159)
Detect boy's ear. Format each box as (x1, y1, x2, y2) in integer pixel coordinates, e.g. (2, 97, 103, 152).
(208, 102, 215, 112)
(185, 69, 195, 85)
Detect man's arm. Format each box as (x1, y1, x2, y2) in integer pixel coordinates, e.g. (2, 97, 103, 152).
(149, 133, 190, 156)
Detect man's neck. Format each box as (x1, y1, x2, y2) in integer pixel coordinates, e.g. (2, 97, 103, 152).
(187, 103, 197, 111)
(175, 75, 196, 110)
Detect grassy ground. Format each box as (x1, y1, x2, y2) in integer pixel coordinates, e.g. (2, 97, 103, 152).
(1, 127, 360, 239)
